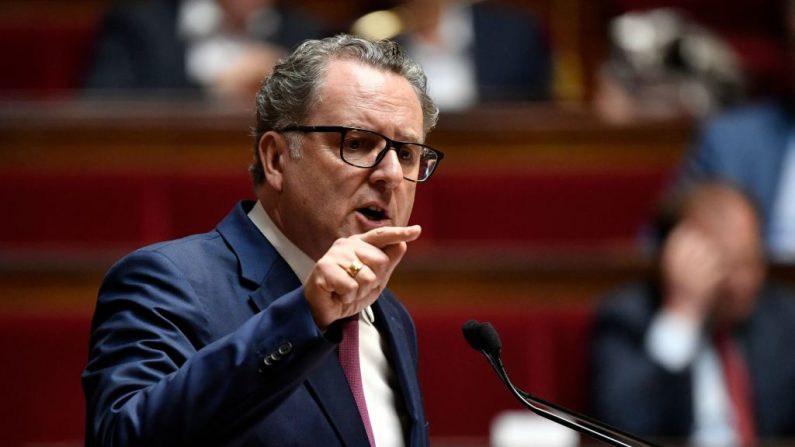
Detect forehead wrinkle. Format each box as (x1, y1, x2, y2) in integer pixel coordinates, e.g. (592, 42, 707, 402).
(312, 60, 423, 142)
(346, 91, 424, 141)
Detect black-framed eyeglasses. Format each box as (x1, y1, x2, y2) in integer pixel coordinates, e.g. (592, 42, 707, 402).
(278, 125, 444, 182)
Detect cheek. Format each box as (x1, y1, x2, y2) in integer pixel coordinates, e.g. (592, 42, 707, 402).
(283, 167, 334, 217)
(724, 270, 761, 310)
(313, 174, 362, 220)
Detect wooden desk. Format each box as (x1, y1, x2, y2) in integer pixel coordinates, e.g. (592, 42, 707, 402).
(0, 100, 692, 172)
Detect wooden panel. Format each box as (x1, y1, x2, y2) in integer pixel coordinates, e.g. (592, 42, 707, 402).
(0, 100, 695, 311)
(0, 100, 692, 171)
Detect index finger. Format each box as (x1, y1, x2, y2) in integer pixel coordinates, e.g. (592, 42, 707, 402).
(357, 225, 422, 249)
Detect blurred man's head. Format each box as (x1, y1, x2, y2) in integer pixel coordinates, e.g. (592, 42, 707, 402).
(217, 0, 273, 30)
(682, 182, 765, 325)
(661, 180, 766, 326)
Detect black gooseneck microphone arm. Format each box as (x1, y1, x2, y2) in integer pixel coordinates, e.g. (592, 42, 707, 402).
(462, 320, 662, 447)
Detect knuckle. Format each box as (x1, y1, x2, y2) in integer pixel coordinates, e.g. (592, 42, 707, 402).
(339, 288, 358, 303)
(316, 257, 335, 270)
(360, 269, 378, 285)
(340, 278, 358, 294)
(332, 237, 354, 250)
(375, 250, 392, 264)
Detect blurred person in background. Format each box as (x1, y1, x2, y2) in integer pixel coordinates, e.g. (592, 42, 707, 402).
(353, 0, 552, 111)
(679, 0, 795, 262)
(593, 8, 745, 124)
(594, 0, 790, 125)
(590, 180, 795, 446)
(83, 0, 328, 101)
(683, 99, 795, 262)
(595, 1, 795, 260)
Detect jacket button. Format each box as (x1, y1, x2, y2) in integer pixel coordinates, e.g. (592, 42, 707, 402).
(278, 342, 292, 355)
(263, 356, 274, 367)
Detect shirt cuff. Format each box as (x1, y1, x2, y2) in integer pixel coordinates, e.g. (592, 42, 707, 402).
(645, 309, 702, 372)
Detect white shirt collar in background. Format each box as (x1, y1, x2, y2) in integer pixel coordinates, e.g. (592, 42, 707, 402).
(406, 2, 477, 111)
(768, 131, 795, 261)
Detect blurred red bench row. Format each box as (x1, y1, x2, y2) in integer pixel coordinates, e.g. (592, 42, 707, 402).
(1, 167, 668, 253)
(0, 19, 96, 96)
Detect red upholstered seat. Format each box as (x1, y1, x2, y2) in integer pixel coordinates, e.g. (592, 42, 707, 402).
(1, 168, 665, 252)
(411, 169, 666, 246)
(0, 21, 95, 95)
(414, 307, 593, 440)
(0, 313, 89, 446)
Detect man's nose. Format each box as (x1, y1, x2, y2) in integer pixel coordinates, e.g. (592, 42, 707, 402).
(370, 148, 404, 188)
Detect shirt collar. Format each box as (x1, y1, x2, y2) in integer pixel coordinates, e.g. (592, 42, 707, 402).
(247, 201, 376, 326)
(247, 200, 315, 284)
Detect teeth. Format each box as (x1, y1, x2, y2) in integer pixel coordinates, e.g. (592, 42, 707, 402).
(359, 205, 386, 221)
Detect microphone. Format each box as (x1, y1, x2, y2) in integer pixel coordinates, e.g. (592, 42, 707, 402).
(462, 320, 660, 447)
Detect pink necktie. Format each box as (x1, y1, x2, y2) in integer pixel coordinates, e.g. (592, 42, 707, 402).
(338, 316, 376, 446)
(714, 332, 757, 446)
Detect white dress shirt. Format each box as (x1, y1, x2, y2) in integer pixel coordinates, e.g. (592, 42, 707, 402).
(768, 132, 795, 261)
(646, 310, 738, 446)
(178, 0, 281, 89)
(248, 201, 405, 446)
(405, 2, 477, 111)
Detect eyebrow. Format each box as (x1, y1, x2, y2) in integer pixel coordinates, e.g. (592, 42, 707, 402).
(344, 123, 422, 143)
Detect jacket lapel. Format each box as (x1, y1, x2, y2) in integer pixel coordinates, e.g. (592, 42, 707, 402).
(246, 258, 301, 312)
(217, 201, 370, 445)
(305, 352, 371, 446)
(373, 298, 424, 443)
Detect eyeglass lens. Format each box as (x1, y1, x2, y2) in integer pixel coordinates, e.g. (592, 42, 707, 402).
(340, 129, 439, 181)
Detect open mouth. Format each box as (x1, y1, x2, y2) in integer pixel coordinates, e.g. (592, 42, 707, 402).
(357, 205, 387, 221)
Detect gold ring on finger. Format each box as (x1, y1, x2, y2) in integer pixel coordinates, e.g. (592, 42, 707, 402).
(347, 259, 364, 278)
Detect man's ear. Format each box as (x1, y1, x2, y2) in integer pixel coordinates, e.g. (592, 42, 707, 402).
(259, 131, 287, 192)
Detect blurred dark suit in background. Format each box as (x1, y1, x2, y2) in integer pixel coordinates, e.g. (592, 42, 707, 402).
(83, 0, 329, 99)
(590, 180, 795, 446)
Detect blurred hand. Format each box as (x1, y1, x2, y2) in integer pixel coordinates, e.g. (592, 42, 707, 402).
(661, 221, 725, 324)
(304, 225, 422, 330)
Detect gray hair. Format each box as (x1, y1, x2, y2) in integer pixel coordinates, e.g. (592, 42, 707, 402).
(249, 34, 439, 185)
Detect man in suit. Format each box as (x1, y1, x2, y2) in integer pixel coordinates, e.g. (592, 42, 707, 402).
(590, 180, 795, 446)
(82, 34, 444, 446)
(83, 0, 328, 100)
(684, 101, 795, 260)
(680, 0, 795, 261)
(396, 0, 551, 110)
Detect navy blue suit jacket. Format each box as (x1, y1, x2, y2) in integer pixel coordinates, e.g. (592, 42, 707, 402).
(82, 201, 428, 446)
(589, 280, 795, 441)
(685, 102, 793, 231)
(470, 1, 551, 102)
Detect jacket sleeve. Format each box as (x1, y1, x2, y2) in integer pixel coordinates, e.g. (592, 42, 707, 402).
(82, 248, 339, 446)
(589, 288, 693, 438)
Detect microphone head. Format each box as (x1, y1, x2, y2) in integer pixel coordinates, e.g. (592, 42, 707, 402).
(462, 320, 502, 357)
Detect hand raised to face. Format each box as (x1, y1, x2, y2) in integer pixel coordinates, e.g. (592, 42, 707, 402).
(661, 221, 725, 324)
(303, 225, 421, 330)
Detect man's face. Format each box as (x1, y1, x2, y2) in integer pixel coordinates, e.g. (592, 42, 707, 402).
(705, 199, 765, 325)
(273, 58, 424, 260)
(218, 0, 271, 28)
